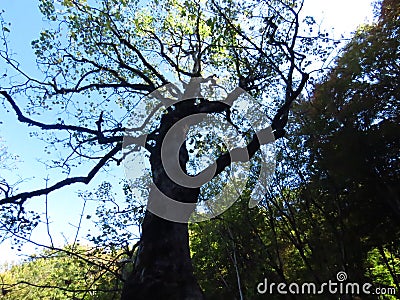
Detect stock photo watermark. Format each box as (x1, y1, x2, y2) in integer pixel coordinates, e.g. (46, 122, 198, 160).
(123, 77, 276, 223)
(257, 271, 397, 296)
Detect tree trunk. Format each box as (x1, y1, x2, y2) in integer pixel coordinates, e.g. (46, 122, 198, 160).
(122, 97, 204, 299)
(121, 153, 204, 299)
(121, 210, 204, 299)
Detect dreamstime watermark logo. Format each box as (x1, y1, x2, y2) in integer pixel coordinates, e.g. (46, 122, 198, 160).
(122, 77, 276, 223)
(257, 271, 398, 296)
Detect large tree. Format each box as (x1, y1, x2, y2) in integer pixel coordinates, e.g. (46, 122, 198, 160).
(0, 0, 322, 298)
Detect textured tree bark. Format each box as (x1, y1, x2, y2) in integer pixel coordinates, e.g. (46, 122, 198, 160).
(121, 211, 204, 300)
(121, 160, 204, 299)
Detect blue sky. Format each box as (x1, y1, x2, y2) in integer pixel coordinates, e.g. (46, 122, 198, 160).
(0, 1, 128, 262)
(0, 0, 375, 263)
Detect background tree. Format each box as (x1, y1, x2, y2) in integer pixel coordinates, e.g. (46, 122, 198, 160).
(293, 0, 400, 284)
(0, 244, 122, 299)
(189, 0, 400, 299)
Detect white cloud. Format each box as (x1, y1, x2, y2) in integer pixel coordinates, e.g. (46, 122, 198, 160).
(301, 0, 375, 37)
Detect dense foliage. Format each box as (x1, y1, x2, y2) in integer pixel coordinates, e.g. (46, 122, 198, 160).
(1, 245, 123, 299)
(189, 0, 400, 298)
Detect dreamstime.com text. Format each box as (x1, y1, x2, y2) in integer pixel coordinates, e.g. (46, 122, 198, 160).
(257, 272, 397, 296)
